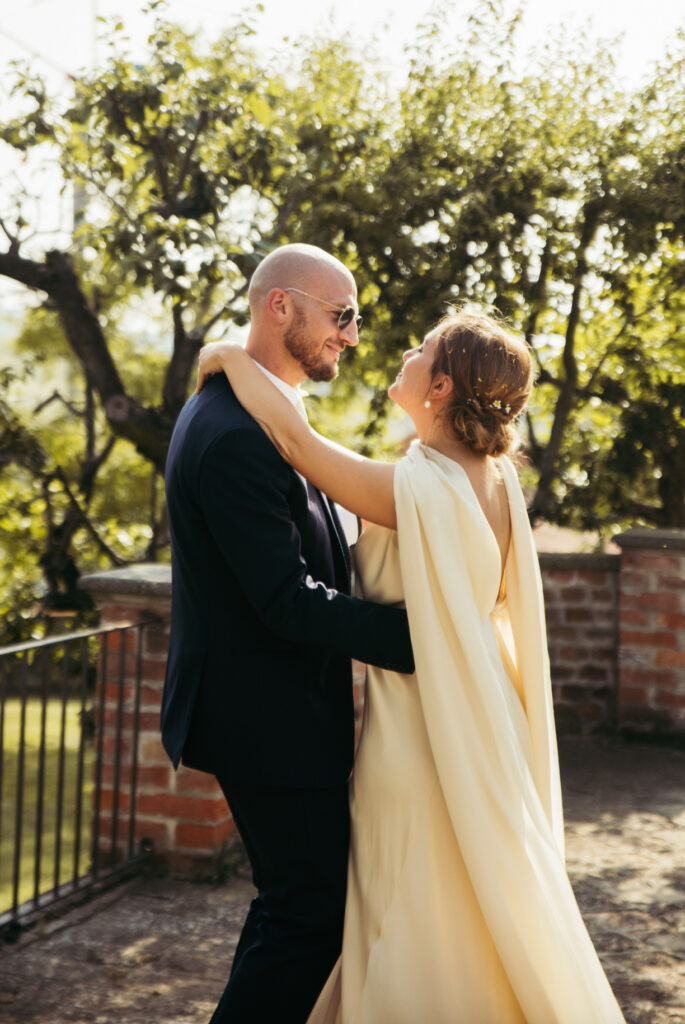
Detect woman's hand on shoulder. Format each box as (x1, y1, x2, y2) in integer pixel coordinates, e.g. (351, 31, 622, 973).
(195, 341, 245, 394)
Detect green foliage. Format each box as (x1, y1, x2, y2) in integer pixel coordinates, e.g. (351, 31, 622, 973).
(263, 8, 685, 530)
(0, 1, 683, 634)
(61, 19, 285, 309)
(0, 318, 165, 643)
(0, 698, 94, 912)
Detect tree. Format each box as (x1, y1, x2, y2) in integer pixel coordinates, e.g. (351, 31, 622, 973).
(0, 7, 404, 625)
(0, 9, 295, 629)
(0, 311, 169, 640)
(0, 1, 683, 636)
(0, 12, 286, 468)
(272, 6, 685, 532)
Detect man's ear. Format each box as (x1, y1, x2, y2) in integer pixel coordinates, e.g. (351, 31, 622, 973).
(265, 288, 289, 324)
(430, 373, 453, 401)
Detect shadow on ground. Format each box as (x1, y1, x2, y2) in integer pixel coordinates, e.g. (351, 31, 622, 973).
(0, 736, 683, 1024)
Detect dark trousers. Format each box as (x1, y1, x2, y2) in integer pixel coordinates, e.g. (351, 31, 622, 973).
(209, 776, 350, 1024)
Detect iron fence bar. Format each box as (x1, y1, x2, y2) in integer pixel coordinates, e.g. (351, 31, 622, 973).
(128, 625, 144, 860)
(53, 640, 70, 896)
(0, 657, 6, 866)
(92, 634, 108, 880)
(72, 636, 89, 888)
(11, 654, 28, 916)
(110, 638, 126, 867)
(0, 852, 147, 936)
(0, 619, 159, 936)
(0, 621, 144, 658)
(33, 649, 49, 909)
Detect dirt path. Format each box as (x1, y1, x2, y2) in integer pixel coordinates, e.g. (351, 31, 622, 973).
(1, 737, 684, 1023)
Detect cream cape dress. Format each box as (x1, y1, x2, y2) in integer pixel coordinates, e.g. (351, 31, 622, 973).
(308, 442, 624, 1024)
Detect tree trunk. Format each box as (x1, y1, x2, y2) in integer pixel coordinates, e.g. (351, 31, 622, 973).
(0, 248, 176, 470)
(529, 201, 602, 521)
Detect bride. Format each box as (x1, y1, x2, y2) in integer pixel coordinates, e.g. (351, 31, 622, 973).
(195, 308, 625, 1024)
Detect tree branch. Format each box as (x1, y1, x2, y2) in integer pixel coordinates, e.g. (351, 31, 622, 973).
(583, 316, 632, 397)
(52, 466, 128, 566)
(81, 433, 116, 504)
(160, 281, 250, 418)
(0, 216, 20, 257)
(172, 108, 209, 201)
(194, 280, 249, 340)
(34, 390, 86, 417)
(529, 199, 603, 519)
(523, 232, 554, 381)
(582, 296, 663, 398)
(0, 248, 54, 291)
(62, 161, 140, 228)
(160, 303, 198, 418)
(525, 409, 541, 464)
(0, 246, 173, 469)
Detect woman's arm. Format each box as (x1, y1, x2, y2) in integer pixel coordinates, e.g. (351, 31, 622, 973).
(196, 342, 397, 529)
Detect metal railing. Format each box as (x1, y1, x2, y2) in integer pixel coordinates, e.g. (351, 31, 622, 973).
(0, 620, 154, 940)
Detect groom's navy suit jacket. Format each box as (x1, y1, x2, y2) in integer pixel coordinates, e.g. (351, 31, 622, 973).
(161, 373, 413, 788)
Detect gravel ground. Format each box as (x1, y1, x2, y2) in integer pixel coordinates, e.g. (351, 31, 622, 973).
(1, 736, 684, 1024)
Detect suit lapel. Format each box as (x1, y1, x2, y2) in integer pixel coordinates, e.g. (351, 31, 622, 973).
(304, 479, 351, 592)
(323, 494, 352, 585)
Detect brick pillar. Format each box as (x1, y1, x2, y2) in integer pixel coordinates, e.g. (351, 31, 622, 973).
(614, 529, 685, 736)
(82, 565, 237, 874)
(539, 553, 620, 734)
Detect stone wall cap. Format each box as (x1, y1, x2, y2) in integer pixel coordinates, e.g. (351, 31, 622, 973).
(538, 552, 620, 572)
(614, 528, 685, 552)
(82, 563, 171, 597)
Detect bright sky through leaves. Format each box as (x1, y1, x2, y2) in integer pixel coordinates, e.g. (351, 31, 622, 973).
(0, 0, 682, 86)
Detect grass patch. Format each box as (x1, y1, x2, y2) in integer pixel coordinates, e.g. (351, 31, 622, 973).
(0, 698, 94, 914)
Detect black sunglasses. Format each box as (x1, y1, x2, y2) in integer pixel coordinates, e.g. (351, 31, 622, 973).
(284, 287, 363, 331)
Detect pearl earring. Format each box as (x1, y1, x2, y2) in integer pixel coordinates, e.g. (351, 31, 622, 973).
(424, 400, 431, 408)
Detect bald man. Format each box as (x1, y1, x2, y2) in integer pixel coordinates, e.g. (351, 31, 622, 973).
(161, 244, 414, 1022)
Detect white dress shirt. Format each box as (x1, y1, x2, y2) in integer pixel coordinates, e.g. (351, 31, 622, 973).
(253, 361, 309, 422)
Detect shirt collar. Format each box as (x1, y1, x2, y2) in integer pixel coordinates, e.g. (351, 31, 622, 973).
(253, 359, 308, 421)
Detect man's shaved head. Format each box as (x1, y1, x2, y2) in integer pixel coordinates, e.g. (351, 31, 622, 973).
(243, 242, 360, 386)
(248, 244, 355, 313)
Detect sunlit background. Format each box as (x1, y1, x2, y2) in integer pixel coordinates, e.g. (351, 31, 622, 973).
(1, 0, 682, 305)
(2, 0, 682, 83)
(0, 0, 683, 612)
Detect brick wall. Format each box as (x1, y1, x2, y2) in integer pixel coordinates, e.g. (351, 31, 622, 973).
(82, 528, 684, 868)
(84, 569, 236, 874)
(615, 530, 685, 734)
(539, 553, 620, 735)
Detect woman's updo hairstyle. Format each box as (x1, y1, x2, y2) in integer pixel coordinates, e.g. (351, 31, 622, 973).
(430, 308, 533, 458)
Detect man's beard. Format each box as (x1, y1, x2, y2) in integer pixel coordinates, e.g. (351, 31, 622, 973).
(284, 308, 338, 383)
